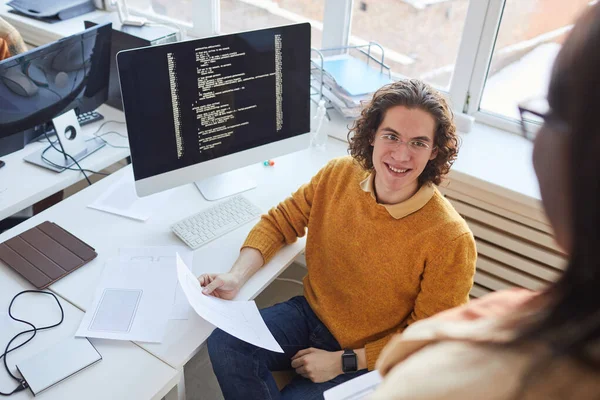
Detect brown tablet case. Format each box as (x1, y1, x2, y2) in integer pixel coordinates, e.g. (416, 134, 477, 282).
(0, 221, 97, 289)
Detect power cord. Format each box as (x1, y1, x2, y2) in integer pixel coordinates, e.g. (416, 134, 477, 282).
(0, 291, 65, 396)
(91, 131, 129, 149)
(40, 146, 110, 176)
(38, 120, 128, 149)
(42, 131, 92, 186)
(38, 120, 129, 183)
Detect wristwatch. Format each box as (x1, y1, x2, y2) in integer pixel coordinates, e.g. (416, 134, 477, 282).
(341, 349, 358, 373)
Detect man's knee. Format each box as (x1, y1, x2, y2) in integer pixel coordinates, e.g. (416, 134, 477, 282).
(207, 328, 249, 364)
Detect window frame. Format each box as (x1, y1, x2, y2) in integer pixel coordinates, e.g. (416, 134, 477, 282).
(125, 0, 572, 137)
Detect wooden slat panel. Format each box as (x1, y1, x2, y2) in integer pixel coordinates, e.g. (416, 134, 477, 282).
(474, 270, 514, 291)
(442, 173, 548, 223)
(470, 284, 492, 299)
(468, 220, 567, 270)
(441, 186, 553, 234)
(476, 241, 561, 282)
(450, 199, 563, 254)
(477, 256, 547, 290)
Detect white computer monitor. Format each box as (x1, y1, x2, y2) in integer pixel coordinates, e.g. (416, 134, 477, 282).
(117, 23, 311, 200)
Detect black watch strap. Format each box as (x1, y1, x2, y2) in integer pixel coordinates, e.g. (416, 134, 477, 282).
(341, 348, 358, 373)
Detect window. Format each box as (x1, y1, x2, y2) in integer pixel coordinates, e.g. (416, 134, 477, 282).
(126, 0, 194, 24)
(121, 0, 596, 139)
(478, 0, 591, 122)
(220, 0, 325, 49)
(350, 0, 471, 91)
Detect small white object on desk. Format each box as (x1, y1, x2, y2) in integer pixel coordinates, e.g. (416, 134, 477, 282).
(75, 259, 174, 343)
(176, 254, 283, 353)
(323, 370, 382, 400)
(119, 246, 194, 320)
(16, 337, 102, 396)
(88, 172, 172, 221)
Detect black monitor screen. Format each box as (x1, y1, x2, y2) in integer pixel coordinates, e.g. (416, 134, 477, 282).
(117, 23, 310, 181)
(0, 22, 111, 139)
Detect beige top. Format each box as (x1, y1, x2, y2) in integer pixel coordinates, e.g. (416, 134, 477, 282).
(359, 173, 435, 219)
(370, 289, 600, 400)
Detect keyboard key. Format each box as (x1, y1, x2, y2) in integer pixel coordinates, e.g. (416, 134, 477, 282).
(170, 195, 262, 250)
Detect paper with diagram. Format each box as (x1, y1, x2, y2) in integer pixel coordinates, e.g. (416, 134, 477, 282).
(176, 254, 283, 353)
(75, 259, 173, 343)
(119, 246, 193, 320)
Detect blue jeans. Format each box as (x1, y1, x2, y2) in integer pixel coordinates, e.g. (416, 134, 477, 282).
(207, 296, 368, 399)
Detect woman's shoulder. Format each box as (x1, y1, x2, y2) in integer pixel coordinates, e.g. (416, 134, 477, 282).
(374, 320, 600, 400)
(373, 292, 600, 399)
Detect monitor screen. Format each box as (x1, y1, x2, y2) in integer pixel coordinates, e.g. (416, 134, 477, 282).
(0, 22, 112, 139)
(117, 23, 311, 188)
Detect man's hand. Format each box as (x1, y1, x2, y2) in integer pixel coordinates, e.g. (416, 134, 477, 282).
(291, 348, 343, 383)
(198, 272, 242, 299)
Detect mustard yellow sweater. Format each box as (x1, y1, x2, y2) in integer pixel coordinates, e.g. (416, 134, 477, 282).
(243, 156, 476, 370)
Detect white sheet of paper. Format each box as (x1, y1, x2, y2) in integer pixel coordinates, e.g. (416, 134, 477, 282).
(324, 371, 382, 400)
(176, 254, 283, 353)
(75, 260, 173, 343)
(87, 173, 172, 221)
(119, 246, 193, 320)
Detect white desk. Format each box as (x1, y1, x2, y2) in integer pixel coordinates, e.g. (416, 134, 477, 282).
(0, 4, 108, 47)
(0, 140, 347, 372)
(0, 105, 129, 221)
(0, 262, 179, 400)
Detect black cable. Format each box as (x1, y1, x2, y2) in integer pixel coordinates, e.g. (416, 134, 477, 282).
(40, 146, 109, 176)
(0, 290, 64, 396)
(37, 120, 127, 146)
(91, 131, 129, 149)
(38, 119, 128, 177)
(42, 131, 92, 185)
(88, 120, 126, 139)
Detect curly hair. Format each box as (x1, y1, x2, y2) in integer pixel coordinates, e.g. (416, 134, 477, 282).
(347, 79, 460, 186)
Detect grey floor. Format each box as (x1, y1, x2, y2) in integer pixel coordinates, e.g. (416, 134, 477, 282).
(183, 262, 306, 400)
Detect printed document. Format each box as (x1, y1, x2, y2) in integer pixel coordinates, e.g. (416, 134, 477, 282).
(323, 371, 382, 400)
(176, 254, 283, 353)
(75, 259, 173, 343)
(88, 172, 172, 221)
(119, 246, 193, 320)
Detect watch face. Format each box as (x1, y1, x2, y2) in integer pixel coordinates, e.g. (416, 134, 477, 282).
(342, 353, 358, 372)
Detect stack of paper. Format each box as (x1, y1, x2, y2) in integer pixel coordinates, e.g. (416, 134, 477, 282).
(88, 172, 172, 222)
(119, 246, 194, 320)
(75, 247, 284, 353)
(75, 259, 174, 343)
(312, 54, 394, 118)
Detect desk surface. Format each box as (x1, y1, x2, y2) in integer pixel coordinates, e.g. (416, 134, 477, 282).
(0, 105, 129, 221)
(0, 4, 108, 47)
(0, 140, 348, 369)
(0, 265, 179, 400)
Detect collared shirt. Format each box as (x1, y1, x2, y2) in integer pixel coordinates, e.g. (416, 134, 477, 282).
(359, 173, 435, 219)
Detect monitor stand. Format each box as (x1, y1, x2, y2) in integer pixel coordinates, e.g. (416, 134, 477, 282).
(23, 110, 106, 172)
(195, 166, 257, 201)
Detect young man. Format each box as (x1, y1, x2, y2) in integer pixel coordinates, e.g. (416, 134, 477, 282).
(200, 79, 477, 399)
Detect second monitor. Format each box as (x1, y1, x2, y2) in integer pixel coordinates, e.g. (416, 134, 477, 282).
(117, 23, 311, 200)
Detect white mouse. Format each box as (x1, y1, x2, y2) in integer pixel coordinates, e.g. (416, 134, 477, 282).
(1, 68, 39, 97)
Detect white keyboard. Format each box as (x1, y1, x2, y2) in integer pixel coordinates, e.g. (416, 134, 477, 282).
(171, 195, 263, 249)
